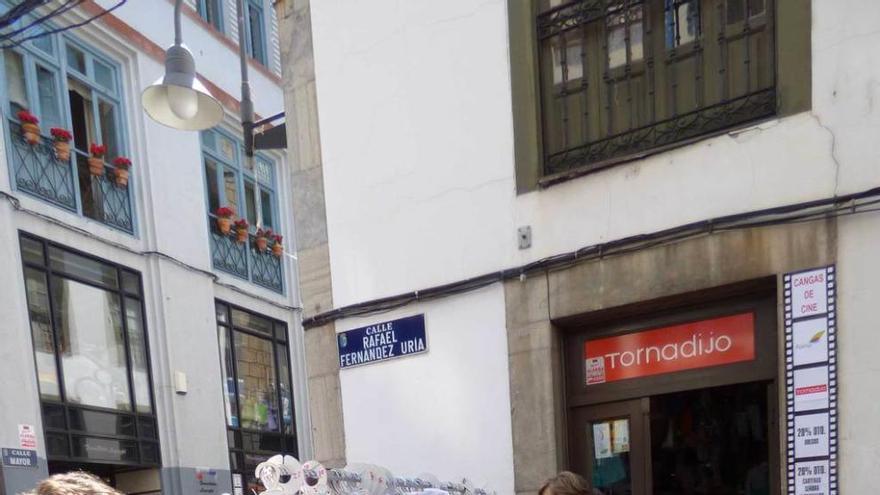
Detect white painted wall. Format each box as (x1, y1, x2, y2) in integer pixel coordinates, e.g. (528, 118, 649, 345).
(309, 0, 880, 306)
(306, 0, 880, 491)
(337, 285, 515, 494)
(835, 211, 880, 494)
(0, 1, 304, 489)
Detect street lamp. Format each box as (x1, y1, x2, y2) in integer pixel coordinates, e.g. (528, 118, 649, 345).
(142, 0, 286, 155)
(141, 0, 223, 131)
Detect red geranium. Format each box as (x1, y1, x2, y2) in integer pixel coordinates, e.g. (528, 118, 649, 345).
(234, 219, 249, 230)
(272, 234, 283, 244)
(113, 156, 132, 169)
(215, 206, 235, 218)
(50, 127, 73, 142)
(256, 228, 273, 238)
(89, 143, 107, 157)
(16, 110, 39, 124)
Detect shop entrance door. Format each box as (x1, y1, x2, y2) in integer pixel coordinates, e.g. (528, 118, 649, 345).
(569, 398, 649, 495)
(569, 381, 777, 495)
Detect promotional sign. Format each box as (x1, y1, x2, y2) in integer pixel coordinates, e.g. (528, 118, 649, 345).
(785, 266, 838, 495)
(611, 419, 630, 454)
(195, 467, 218, 494)
(795, 460, 830, 495)
(592, 422, 612, 459)
(2, 448, 37, 468)
(338, 314, 428, 369)
(18, 424, 36, 449)
(583, 312, 755, 385)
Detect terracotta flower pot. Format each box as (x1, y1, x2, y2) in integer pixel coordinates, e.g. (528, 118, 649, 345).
(115, 167, 129, 187)
(87, 156, 105, 176)
(22, 122, 40, 145)
(236, 228, 248, 244)
(272, 243, 283, 257)
(255, 237, 268, 252)
(54, 141, 70, 161)
(217, 217, 232, 235)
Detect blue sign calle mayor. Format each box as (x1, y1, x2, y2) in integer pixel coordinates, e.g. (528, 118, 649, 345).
(2, 448, 37, 468)
(338, 314, 428, 369)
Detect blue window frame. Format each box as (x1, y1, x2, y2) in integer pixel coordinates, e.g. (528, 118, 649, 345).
(202, 128, 284, 293)
(244, 0, 268, 66)
(1, 6, 135, 234)
(197, 0, 224, 32)
(202, 129, 278, 231)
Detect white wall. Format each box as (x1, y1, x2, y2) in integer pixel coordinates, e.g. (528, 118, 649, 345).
(835, 210, 880, 494)
(309, 0, 880, 307)
(306, 0, 880, 491)
(338, 285, 515, 493)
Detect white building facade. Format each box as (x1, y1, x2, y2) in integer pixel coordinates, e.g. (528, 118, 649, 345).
(0, 1, 309, 494)
(276, 0, 880, 494)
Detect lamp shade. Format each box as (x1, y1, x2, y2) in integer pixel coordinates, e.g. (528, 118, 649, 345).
(141, 44, 223, 131)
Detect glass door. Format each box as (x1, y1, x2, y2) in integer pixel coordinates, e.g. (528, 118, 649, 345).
(569, 399, 649, 495)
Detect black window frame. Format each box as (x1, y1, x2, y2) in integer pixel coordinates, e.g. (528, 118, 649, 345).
(19, 232, 160, 468)
(215, 300, 297, 493)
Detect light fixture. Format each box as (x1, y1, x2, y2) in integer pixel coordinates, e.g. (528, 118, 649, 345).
(141, 0, 223, 131)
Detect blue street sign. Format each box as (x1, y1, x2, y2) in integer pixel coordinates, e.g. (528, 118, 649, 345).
(338, 314, 428, 369)
(2, 448, 37, 468)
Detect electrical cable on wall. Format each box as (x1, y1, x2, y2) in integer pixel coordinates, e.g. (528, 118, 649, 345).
(302, 186, 880, 328)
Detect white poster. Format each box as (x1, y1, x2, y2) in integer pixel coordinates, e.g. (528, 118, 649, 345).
(794, 366, 829, 412)
(794, 412, 830, 459)
(585, 357, 606, 385)
(592, 422, 612, 459)
(611, 419, 630, 454)
(18, 425, 36, 449)
(790, 269, 828, 319)
(795, 460, 830, 495)
(793, 318, 829, 366)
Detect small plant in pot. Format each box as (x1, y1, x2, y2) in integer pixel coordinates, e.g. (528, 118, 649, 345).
(88, 143, 107, 176)
(113, 156, 132, 187)
(17, 110, 40, 145)
(50, 128, 73, 161)
(215, 207, 235, 234)
(233, 219, 249, 244)
(255, 228, 272, 252)
(271, 234, 284, 257)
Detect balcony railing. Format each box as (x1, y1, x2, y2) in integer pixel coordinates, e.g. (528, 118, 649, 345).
(208, 215, 284, 294)
(7, 121, 134, 234)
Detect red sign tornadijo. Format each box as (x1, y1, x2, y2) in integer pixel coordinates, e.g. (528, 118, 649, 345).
(584, 312, 756, 385)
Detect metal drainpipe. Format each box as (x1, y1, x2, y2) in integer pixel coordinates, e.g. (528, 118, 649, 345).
(236, 0, 256, 159)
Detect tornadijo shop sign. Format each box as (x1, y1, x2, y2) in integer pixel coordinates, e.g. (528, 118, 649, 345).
(584, 312, 755, 385)
(337, 314, 428, 369)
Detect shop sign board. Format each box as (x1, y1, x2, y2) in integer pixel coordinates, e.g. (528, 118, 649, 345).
(785, 266, 838, 495)
(583, 312, 755, 385)
(338, 314, 428, 369)
(2, 448, 37, 468)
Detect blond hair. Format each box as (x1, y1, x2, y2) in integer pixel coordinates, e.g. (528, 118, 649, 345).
(22, 472, 124, 495)
(539, 471, 592, 495)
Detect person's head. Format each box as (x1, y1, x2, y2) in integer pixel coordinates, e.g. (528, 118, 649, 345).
(539, 471, 592, 495)
(23, 471, 123, 495)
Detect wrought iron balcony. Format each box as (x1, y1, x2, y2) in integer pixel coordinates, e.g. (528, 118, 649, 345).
(208, 215, 285, 294)
(7, 121, 134, 234)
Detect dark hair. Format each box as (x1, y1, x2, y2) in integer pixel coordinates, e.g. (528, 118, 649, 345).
(539, 471, 592, 495)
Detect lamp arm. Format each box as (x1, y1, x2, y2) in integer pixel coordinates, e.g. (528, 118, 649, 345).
(173, 0, 183, 45)
(236, 0, 256, 156)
